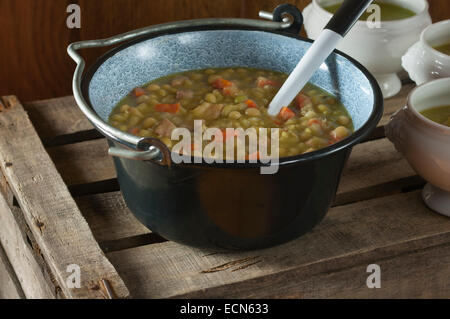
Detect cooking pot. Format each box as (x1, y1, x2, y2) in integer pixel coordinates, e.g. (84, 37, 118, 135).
(68, 4, 383, 250)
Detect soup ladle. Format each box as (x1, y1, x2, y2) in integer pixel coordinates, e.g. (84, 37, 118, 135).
(268, 0, 375, 115)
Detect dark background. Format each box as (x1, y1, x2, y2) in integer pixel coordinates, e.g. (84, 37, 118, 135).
(1, 0, 449, 101)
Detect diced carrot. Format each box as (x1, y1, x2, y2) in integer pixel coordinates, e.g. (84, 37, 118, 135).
(154, 103, 181, 114)
(278, 107, 295, 122)
(246, 151, 260, 160)
(129, 127, 140, 135)
(212, 78, 233, 89)
(296, 93, 312, 109)
(133, 87, 146, 97)
(245, 99, 258, 108)
(256, 77, 278, 88)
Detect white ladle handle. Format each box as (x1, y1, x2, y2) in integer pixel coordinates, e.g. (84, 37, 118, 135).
(268, 0, 374, 116)
(268, 29, 342, 115)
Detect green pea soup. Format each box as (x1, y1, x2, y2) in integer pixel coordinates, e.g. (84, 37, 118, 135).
(420, 105, 450, 127)
(323, 1, 416, 21)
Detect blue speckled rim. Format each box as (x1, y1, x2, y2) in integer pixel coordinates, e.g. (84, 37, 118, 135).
(81, 24, 383, 168)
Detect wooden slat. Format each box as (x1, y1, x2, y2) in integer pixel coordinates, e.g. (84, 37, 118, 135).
(0, 173, 57, 298)
(107, 190, 450, 298)
(47, 139, 115, 186)
(0, 244, 25, 299)
(74, 192, 150, 243)
(0, 96, 129, 299)
(24, 96, 93, 139)
(337, 138, 416, 197)
(176, 241, 450, 298)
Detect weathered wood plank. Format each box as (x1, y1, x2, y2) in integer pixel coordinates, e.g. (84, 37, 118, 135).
(107, 190, 450, 298)
(0, 244, 25, 299)
(0, 96, 129, 299)
(74, 192, 150, 243)
(24, 96, 93, 139)
(0, 166, 14, 207)
(47, 139, 116, 186)
(337, 138, 416, 196)
(175, 240, 450, 298)
(0, 174, 57, 298)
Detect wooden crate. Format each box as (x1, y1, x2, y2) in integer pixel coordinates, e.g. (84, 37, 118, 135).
(0, 84, 449, 299)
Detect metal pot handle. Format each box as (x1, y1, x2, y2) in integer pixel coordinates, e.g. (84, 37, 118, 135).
(67, 4, 303, 162)
(109, 138, 173, 167)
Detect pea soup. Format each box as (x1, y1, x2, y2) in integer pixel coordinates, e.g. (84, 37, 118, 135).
(433, 43, 450, 56)
(323, 1, 416, 21)
(109, 67, 354, 159)
(420, 105, 450, 127)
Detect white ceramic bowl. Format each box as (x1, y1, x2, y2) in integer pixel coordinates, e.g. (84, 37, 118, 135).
(386, 77, 450, 217)
(402, 19, 450, 85)
(303, 0, 432, 98)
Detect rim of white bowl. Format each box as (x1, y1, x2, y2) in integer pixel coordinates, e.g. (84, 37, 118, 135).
(421, 19, 450, 61)
(312, 0, 430, 28)
(407, 77, 450, 134)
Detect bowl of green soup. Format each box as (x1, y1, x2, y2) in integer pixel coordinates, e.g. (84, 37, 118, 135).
(386, 77, 450, 217)
(402, 19, 450, 85)
(303, 0, 431, 98)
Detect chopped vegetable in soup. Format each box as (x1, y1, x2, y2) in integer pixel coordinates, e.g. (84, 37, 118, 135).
(109, 67, 354, 159)
(324, 1, 416, 21)
(420, 105, 450, 127)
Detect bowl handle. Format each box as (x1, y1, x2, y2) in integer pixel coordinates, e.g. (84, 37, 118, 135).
(67, 8, 300, 162)
(385, 106, 408, 154)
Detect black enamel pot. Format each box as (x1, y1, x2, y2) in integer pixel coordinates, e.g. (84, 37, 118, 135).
(68, 5, 383, 250)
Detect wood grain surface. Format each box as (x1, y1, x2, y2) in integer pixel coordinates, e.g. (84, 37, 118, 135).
(0, 0, 448, 101)
(107, 190, 450, 298)
(0, 244, 25, 299)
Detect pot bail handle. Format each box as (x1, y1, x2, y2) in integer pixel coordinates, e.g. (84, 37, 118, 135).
(259, 4, 304, 35)
(109, 138, 172, 167)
